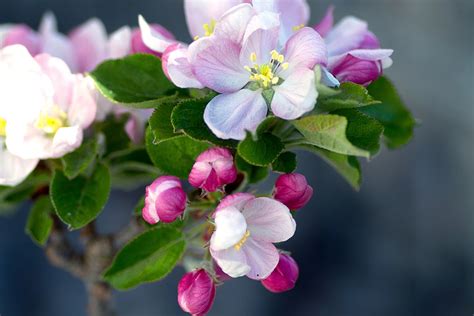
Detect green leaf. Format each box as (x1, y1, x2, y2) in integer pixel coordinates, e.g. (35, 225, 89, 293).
(146, 129, 210, 179)
(237, 132, 284, 167)
(292, 114, 370, 158)
(332, 109, 384, 156)
(299, 144, 361, 190)
(171, 97, 237, 148)
(96, 115, 132, 156)
(61, 137, 98, 179)
(316, 82, 380, 113)
(103, 226, 186, 290)
(256, 116, 284, 134)
(51, 163, 111, 230)
(149, 101, 179, 143)
(89, 54, 177, 108)
(107, 147, 159, 189)
(272, 152, 297, 173)
(25, 197, 54, 246)
(235, 154, 269, 184)
(362, 76, 416, 148)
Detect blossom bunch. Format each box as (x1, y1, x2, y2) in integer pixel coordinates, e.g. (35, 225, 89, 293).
(0, 1, 415, 315)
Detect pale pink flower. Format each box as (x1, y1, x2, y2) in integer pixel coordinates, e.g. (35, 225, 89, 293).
(189, 147, 237, 192)
(2, 46, 96, 160)
(210, 193, 296, 280)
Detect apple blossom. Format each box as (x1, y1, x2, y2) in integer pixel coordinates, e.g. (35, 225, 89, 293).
(189, 147, 237, 192)
(2, 46, 96, 160)
(261, 253, 299, 293)
(189, 4, 326, 139)
(177, 269, 216, 316)
(274, 173, 313, 210)
(314, 6, 393, 86)
(210, 193, 296, 280)
(142, 176, 187, 224)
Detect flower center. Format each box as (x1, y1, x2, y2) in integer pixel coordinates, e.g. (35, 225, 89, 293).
(234, 230, 250, 251)
(0, 117, 6, 137)
(244, 50, 289, 89)
(35, 106, 68, 136)
(194, 19, 217, 40)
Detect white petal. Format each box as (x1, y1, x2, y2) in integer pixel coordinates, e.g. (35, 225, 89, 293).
(325, 16, 368, 57)
(138, 15, 175, 53)
(204, 89, 268, 140)
(240, 20, 279, 67)
(5, 122, 52, 160)
(0, 144, 38, 187)
(214, 3, 255, 44)
(271, 68, 317, 120)
(51, 126, 83, 158)
(166, 47, 204, 89)
(242, 197, 296, 243)
(211, 206, 247, 251)
(210, 246, 250, 278)
(242, 238, 279, 280)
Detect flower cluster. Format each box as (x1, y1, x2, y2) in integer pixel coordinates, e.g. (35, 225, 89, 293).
(0, 1, 411, 315)
(143, 147, 312, 314)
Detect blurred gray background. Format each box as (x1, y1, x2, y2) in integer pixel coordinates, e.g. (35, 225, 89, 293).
(1, 0, 473, 315)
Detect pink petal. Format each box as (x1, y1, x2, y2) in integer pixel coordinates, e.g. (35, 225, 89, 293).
(283, 27, 327, 75)
(34, 54, 74, 109)
(69, 18, 108, 72)
(215, 193, 255, 214)
(51, 125, 83, 158)
(214, 3, 255, 44)
(325, 16, 368, 56)
(192, 37, 248, 93)
(203, 89, 267, 140)
(242, 197, 296, 243)
(164, 45, 204, 89)
(2, 25, 41, 55)
(67, 74, 97, 128)
(138, 15, 176, 54)
(331, 54, 382, 86)
(184, 0, 244, 39)
(313, 5, 334, 38)
(242, 238, 279, 280)
(271, 68, 317, 120)
(240, 21, 279, 67)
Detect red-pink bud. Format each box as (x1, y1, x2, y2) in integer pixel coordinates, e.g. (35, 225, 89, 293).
(189, 147, 237, 193)
(131, 24, 174, 56)
(274, 173, 313, 210)
(178, 269, 216, 316)
(142, 176, 186, 224)
(261, 253, 299, 293)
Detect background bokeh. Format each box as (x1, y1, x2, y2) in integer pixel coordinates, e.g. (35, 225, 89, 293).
(1, 0, 473, 315)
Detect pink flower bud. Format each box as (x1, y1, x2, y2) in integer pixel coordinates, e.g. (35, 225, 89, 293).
(261, 253, 299, 293)
(142, 176, 186, 224)
(189, 147, 237, 193)
(274, 173, 313, 210)
(178, 269, 216, 316)
(131, 24, 174, 56)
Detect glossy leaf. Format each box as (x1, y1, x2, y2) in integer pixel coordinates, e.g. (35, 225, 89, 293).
(25, 197, 54, 246)
(237, 132, 284, 167)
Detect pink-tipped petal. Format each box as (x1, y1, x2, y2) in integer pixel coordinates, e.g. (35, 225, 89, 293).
(325, 16, 368, 56)
(192, 37, 248, 93)
(210, 246, 250, 278)
(214, 3, 255, 44)
(282, 27, 328, 75)
(138, 15, 175, 54)
(313, 5, 334, 38)
(2, 25, 41, 55)
(215, 193, 255, 214)
(241, 197, 296, 243)
(164, 45, 204, 89)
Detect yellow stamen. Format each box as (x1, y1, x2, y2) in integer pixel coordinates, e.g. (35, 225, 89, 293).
(234, 230, 250, 251)
(202, 19, 217, 37)
(35, 107, 67, 136)
(281, 62, 289, 70)
(292, 24, 305, 32)
(194, 35, 200, 41)
(0, 117, 6, 137)
(244, 51, 287, 88)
